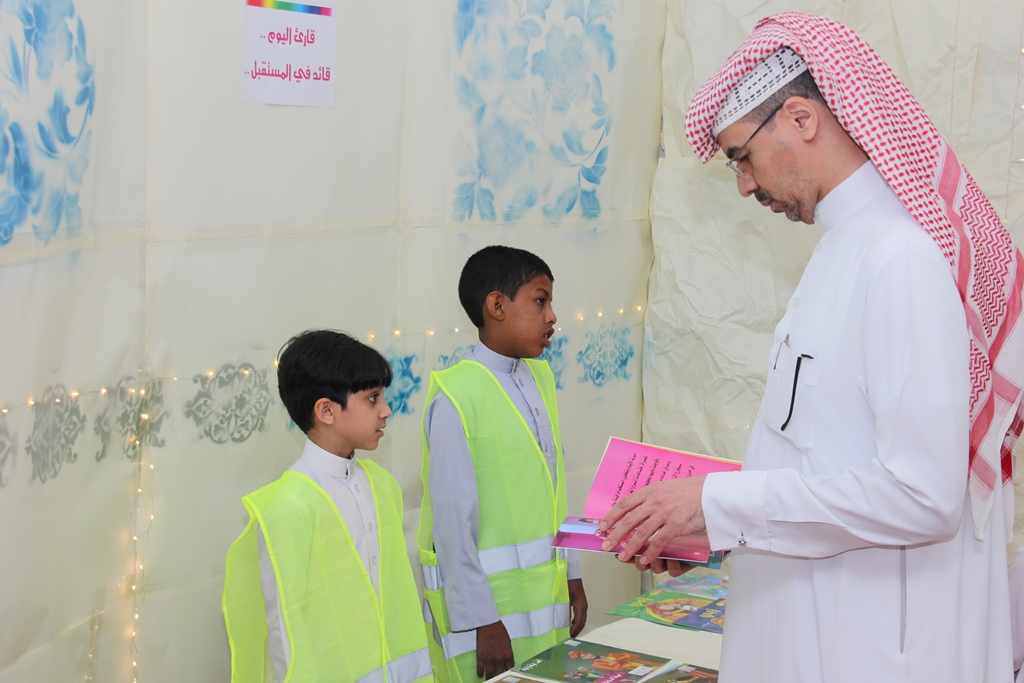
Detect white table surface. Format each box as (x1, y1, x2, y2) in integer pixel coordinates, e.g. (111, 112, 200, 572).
(579, 617, 722, 670)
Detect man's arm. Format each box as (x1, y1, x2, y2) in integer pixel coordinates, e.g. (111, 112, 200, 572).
(606, 241, 970, 561)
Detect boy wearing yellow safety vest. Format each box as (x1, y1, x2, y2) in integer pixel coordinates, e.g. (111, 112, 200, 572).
(223, 329, 433, 683)
(418, 246, 589, 683)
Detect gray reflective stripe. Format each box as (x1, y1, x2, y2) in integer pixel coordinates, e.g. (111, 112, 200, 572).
(388, 648, 433, 683)
(478, 536, 557, 576)
(421, 562, 441, 592)
(354, 649, 433, 683)
(355, 667, 385, 683)
(420, 536, 560, 593)
(436, 602, 571, 660)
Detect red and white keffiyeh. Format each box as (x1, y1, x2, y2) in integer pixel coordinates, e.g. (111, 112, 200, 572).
(686, 12, 1024, 539)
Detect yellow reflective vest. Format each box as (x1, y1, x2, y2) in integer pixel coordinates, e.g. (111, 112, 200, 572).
(223, 462, 433, 683)
(417, 359, 570, 683)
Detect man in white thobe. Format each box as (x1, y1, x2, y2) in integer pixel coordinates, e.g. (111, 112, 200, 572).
(600, 13, 1024, 683)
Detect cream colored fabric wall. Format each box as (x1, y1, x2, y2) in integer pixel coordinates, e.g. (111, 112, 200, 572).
(645, 0, 1024, 556)
(0, 1, 665, 680)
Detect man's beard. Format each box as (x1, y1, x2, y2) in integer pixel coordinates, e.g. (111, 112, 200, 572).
(754, 188, 802, 222)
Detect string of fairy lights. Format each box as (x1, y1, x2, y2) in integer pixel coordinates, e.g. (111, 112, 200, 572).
(0, 306, 643, 681)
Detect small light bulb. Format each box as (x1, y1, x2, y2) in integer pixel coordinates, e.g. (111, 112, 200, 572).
(150, 464, 154, 470)
(393, 329, 400, 336)
(173, 376, 178, 381)
(454, 327, 459, 333)
(1, 408, 7, 414)
(242, 369, 249, 376)
(427, 330, 434, 336)
(100, 388, 107, 394)
(139, 389, 146, 396)
(577, 313, 584, 321)
(618, 308, 624, 314)
(132, 535, 137, 541)
(140, 414, 149, 420)
(27, 399, 34, 406)
(71, 390, 79, 398)
(206, 370, 214, 378)
(597, 311, 603, 317)
(636, 305, 643, 311)
(55, 398, 61, 403)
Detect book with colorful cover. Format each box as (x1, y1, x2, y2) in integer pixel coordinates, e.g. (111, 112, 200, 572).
(512, 638, 671, 683)
(605, 588, 716, 627)
(640, 663, 718, 683)
(606, 575, 727, 634)
(672, 597, 726, 635)
(552, 438, 741, 567)
(657, 574, 728, 600)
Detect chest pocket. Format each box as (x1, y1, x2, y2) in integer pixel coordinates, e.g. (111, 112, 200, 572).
(763, 340, 819, 452)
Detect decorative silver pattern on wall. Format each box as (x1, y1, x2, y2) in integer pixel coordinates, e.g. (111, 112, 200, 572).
(184, 364, 272, 444)
(26, 385, 85, 482)
(94, 376, 167, 462)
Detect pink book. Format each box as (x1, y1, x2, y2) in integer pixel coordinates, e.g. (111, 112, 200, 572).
(553, 437, 741, 567)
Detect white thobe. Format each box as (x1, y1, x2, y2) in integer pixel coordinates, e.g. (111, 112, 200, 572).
(257, 438, 381, 683)
(702, 162, 1014, 682)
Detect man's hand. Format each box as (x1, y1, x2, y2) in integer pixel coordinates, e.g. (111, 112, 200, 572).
(476, 620, 515, 680)
(633, 556, 695, 577)
(598, 476, 707, 563)
(568, 578, 588, 637)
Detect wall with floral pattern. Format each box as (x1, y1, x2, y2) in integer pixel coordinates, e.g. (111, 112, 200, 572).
(0, 0, 665, 680)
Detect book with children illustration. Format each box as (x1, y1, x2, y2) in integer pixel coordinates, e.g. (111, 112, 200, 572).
(656, 574, 728, 600)
(640, 663, 718, 683)
(512, 638, 671, 683)
(605, 588, 714, 628)
(672, 597, 726, 635)
(606, 575, 727, 633)
(551, 438, 741, 568)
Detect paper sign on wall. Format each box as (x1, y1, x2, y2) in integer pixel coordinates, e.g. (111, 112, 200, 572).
(242, 0, 336, 107)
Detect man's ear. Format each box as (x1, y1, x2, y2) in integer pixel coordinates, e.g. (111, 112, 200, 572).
(312, 397, 338, 426)
(484, 291, 506, 322)
(781, 96, 819, 142)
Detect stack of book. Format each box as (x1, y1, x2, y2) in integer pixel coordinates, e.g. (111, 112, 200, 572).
(493, 639, 717, 683)
(606, 574, 728, 635)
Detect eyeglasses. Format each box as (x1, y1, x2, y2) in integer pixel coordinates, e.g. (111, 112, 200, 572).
(724, 102, 785, 178)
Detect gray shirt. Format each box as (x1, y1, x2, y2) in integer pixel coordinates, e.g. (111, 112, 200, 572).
(424, 342, 581, 632)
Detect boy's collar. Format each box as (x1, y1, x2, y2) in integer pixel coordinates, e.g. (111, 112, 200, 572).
(472, 341, 519, 374)
(301, 438, 356, 479)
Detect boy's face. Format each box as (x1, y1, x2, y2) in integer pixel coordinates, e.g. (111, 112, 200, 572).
(332, 386, 392, 453)
(502, 274, 557, 359)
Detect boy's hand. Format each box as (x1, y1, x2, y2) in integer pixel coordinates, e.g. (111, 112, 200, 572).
(476, 620, 514, 680)
(568, 578, 588, 637)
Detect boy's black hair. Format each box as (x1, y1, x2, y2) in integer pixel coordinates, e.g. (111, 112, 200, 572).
(276, 329, 393, 433)
(458, 245, 554, 328)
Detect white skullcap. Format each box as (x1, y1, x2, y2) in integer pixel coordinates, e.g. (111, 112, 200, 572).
(711, 47, 809, 136)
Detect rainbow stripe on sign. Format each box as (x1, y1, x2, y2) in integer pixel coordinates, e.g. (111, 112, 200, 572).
(246, 0, 332, 15)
